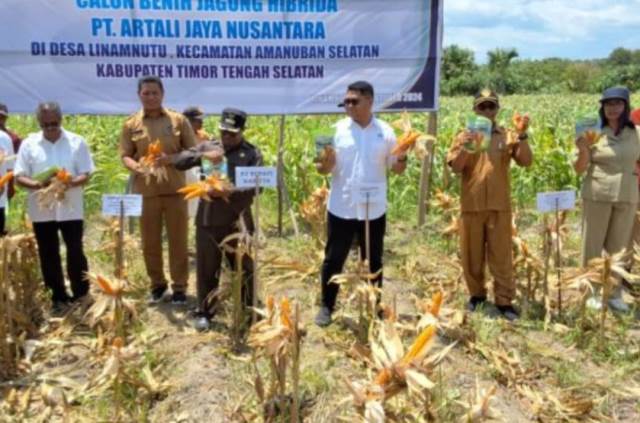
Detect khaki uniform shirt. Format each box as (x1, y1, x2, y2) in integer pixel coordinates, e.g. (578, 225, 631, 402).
(581, 126, 640, 203)
(447, 126, 523, 212)
(120, 108, 197, 197)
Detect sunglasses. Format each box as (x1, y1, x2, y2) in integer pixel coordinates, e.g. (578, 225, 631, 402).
(342, 98, 360, 107)
(40, 121, 61, 129)
(477, 102, 497, 111)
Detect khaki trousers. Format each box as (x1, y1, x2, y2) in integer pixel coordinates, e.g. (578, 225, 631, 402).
(141, 194, 189, 292)
(460, 210, 514, 306)
(627, 201, 640, 254)
(582, 199, 636, 267)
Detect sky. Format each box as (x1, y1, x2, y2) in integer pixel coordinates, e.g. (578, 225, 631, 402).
(443, 0, 640, 62)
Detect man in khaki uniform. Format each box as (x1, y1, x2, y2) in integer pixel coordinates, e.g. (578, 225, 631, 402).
(120, 76, 197, 304)
(447, 89, 533, 320)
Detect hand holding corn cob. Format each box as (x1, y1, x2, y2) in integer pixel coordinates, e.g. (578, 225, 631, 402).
(575, 130, 600, 152)
(512, 111, 530, 134)
(0, 171, 14, 193)
(36, 168, 73, 209)
(178, 173, 234, 202)
(391, 130, 421, 156)
(137, 140, 169, 184)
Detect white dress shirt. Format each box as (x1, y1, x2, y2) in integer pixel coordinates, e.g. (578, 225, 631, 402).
(14, 129, 95, 223)
(327, 117, 397, 220)
(0, 131, 13, 209)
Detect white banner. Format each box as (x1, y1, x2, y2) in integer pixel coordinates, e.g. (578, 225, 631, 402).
(0, 0, 442, 115)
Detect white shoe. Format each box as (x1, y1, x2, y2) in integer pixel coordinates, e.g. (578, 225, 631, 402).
(608, 297, 630, 313)
(586, 296, 602, 310)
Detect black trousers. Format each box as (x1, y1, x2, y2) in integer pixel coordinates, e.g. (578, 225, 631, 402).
(320, 212, 386, 311)
(0, 207, 5, 235)
(33, 220, 89, 302)
(195, 215, 255, 315)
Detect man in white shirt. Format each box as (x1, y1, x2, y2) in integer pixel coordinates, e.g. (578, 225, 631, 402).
(14, 102, 95, 311)
(0, 130, 13, 235)
(314, 81, 408, 327)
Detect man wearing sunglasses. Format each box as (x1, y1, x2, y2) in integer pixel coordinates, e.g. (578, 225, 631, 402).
(314, 80, 408, 327)
(447, 89, 533, 321)
(14, 102, 95, 312)
(174, 108, 262, 332)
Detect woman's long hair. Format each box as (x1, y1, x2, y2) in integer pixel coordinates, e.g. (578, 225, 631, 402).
(599, 100, 634, 135)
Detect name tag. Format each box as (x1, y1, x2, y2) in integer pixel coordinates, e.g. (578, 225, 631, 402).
(102, 194, 143, 217)
(353, 183, 385, 204)
(235, 166, 277, 188)
(536, 191, 575, 213)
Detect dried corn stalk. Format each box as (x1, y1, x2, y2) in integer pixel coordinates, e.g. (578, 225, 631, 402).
(565, 249, 637, 335)
(0, 234, 42, 380)
(458, 378, 499, 422)
(84, 273, 137, 340)
(330, 260, 382, 343)
(249, 296, 304, 421)
(345, 321, 455, 419)
(299, 184, 329, 242)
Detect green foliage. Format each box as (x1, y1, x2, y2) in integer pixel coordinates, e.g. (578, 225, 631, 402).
(441, 45, 640, 96)
(3, 93, 631, 227)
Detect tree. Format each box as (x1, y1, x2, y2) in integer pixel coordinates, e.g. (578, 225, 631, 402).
(608, 47, 633, 66)
(441, 44, 476, 80)
(487, 48, 519, 72)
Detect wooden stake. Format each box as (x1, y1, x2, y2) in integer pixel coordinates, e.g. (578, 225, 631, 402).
(554, 200, 563, 317)
(542, 215, 551, 320)
(291, 303, 301, 423)
(277, 115, 286, 237)
(115, 200, 125, 279)
(417, 112, 438, 226)
(252, 176, 260, 326)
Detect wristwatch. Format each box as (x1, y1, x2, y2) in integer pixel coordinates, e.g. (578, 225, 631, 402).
(518, 133, 528, 141)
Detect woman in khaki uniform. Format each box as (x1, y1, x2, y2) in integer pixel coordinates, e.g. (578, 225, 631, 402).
(574, 87, 640, 312)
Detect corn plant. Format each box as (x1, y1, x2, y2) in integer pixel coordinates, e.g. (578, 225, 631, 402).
(0, 234, 43, 380)
(248, 296, 305, 422)
(330, 260, 382, 344)
(84, 273, 136, 341)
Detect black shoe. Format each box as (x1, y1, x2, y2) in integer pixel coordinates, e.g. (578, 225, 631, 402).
(496, 305, 519, 321)
(315, 306, 332, 327)
(172, 291, 187, 305)
(148, 286, 168, 304)
(466, 296, 487, 312)
(51, 300, 71, 315)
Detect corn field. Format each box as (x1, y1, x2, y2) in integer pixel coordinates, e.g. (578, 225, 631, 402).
(5, 94, 610, 226)
(1, 94, 640, 422)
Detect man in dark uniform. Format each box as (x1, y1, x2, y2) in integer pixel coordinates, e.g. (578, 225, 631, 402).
(174, 108, 262, 331)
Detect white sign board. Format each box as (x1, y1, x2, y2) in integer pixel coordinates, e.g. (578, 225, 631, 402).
(536, 191, 576, 213)
(353, 183, 386, 204)
(235, 167, 277, 189)
(102, 194, 143, 217)
(0, 0, 443, 114)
